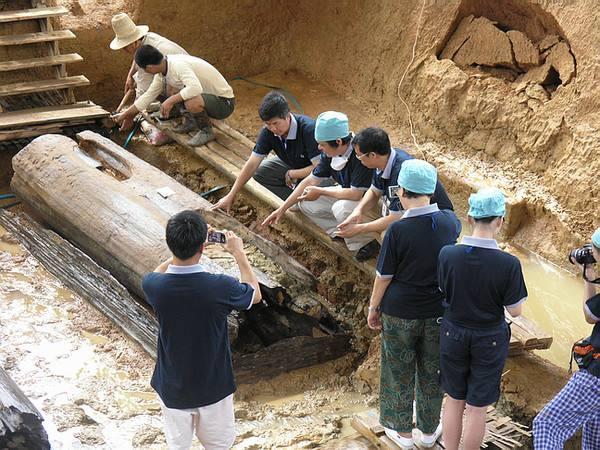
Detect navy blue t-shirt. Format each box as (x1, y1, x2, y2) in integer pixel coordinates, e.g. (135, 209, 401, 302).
(376, 205, 461, 319)
(438, 237, 528, 329)
(253, 114, 320, 169)
(312, 145, 373, 190)
(371, 148, 453, 213)
(142, 265, 254, 409)
(586, 294, 600, 376)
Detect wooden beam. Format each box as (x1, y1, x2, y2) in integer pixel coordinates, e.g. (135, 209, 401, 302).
(0, 6, 68, 23)
(0, 76, 89, 97)
(0, 103, 109, 129)
(0, 53, 83, 72)
(0, 30, 75, 46)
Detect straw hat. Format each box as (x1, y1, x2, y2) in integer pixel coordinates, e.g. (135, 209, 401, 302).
(110, 13, 149, 50)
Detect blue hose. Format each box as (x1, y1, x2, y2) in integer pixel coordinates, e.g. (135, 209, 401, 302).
(230, 76, 304, 114)
(0, 193, 16, 200)
(123, 119, 141, 149)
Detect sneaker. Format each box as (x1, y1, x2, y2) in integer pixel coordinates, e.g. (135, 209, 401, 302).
(355, 239, 381, 262)
(188, 126, 215, 147)
(173, 113, 199, 134)
(415, 423, 442, 448)
(383, 427, 414, 449)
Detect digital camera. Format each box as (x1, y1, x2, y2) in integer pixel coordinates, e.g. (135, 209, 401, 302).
(569, 244, 596, 265)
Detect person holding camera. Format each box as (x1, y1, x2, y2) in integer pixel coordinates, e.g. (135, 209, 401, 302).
(533, 228, 600, 449)
(367, 159, 461, 449)
(437, 188, 527, 450)
(336, 127, 453, 261)
(142, 210, 262, 449)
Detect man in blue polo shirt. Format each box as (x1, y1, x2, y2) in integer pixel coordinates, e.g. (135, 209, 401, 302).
(337, 127, 453, 260)
(214, 91, 320, 212)
(261, 111, 374, 255)
(437, 188, 527, 450)
(533, 227, 600, 449)
(142, 210, 262, 449)
(367, 159, 461, 449)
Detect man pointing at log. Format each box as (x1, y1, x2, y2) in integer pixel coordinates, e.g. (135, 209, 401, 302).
(142, 210, 261, 449)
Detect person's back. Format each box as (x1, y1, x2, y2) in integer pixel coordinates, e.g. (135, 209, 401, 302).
(167, 54, 234, 99)
(438, 242, 525, 328)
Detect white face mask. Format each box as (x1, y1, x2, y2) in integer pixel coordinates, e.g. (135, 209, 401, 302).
(331, 156, 349, 171)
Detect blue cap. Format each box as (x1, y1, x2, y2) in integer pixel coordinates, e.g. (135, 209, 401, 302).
(397, 159, 437, 194)
(314, 111, 349, 142)
(468, 187, 506, 218)
(592, 228, 600, 248)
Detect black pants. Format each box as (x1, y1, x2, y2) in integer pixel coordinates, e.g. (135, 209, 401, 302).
(253, 156, 294, 200)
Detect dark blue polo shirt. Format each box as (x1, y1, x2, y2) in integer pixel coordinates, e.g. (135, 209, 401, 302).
(438, 236, 528, 329)
(142, 264, 254, 409)
(371, 148, 454, 214)
(586, 294, 600, 376)
(252, 114, 321, 169)
(312, 143, 373, 190)
(376, 204, 461, 319)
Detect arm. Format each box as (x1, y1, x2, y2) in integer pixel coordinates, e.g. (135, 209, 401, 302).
(153, 257, 173, 273)
(213, 154, 263, 213)
(313, 187, 364, 202)
(125, 58, 138, 93)
(160, 92, 184, 118)
(506, 303, 522, 317)
(338, 213, 402, 238)
(367, 276, 392, 330)
(583, 264, 599, 324)
(177, 63, 203, 101)
(224, 231, 262, 304)
(337, 188, 384, 235)
(261, 175, 321, 226)
(287, 160, 318, 181)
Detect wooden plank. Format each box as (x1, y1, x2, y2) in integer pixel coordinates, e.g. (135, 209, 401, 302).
(0, 6, 68, 23)
(0, 120, 92, 142)
(510, 314, 552, 348)
(0, 30, 76, 46)
(0, 53, 83, 72)
(0, 75, 89, 97)
(0, 103, 109, 129)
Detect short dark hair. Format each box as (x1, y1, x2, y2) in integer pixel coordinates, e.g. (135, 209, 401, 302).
(135, 45, 164, 69)
(473, 216, 500, 224)
(165, 210, 208, 260)
(352, 127, 391, 155)
(326, 134, 353, 148)
(258, 91, 290, 121)
(401, 189, 431, 199)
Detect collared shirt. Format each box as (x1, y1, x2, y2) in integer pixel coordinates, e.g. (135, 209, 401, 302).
(142, 263, 254, 409)
(438, 236, 528, 329)
(370, 148, 454, 214)
(376, 204, 461, 319)
(135, 54, 234, 111)
(312, 142, 373, 190)
(252, 114, 320, 170)
(141, 32, 187, 61)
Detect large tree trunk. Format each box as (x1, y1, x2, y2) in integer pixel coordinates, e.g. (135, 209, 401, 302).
(0, 367, 49, 450)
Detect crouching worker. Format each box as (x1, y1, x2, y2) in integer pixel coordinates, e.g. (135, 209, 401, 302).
(533, 227, 600, 449)
(437, 188, 527, 450)
(114, 45, 235, 147)
(367, 160, 461, 449)
(142, 210, 261, 449)
(262, 111, 375, 256)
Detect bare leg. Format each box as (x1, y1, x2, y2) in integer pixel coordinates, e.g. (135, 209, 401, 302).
(442, 396, 465, 450)
(184, 95, 205, 113)
(463, 404, 487, 450)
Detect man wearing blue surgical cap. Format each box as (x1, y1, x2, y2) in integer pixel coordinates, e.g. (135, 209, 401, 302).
(437, 187, 527, 450)
(368, 159, 461, 449)
(262, 111, 374, 256)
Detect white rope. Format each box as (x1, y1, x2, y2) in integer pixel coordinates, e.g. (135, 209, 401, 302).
(396, 0, 427, 159)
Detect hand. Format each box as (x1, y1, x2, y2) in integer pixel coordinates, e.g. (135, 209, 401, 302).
(367, 308, 382, 330)
(284, 171, 296, 189)
(223, 230, 244, 256)
(125, 76, 135, 94)
(212, 194, 234, 214)
(338, 210, 362, 230)
(298, 186, 322, 202)
(583, 264, 598, 282)
(262, 208, 285, 227)
(112, 112, 134, 131)
(336, 222, 364, 238)
(160, 98, 175, 119)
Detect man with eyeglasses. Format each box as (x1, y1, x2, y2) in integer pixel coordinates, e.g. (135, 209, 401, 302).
(337, 127, 453, 259)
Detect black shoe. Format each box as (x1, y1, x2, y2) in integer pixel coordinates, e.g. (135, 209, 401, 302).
(355, 240, 381, 262)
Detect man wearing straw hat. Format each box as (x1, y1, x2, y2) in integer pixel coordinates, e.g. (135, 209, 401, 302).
(110, 13, 187, 114)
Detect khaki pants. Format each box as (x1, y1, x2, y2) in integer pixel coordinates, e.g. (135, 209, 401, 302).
(298, 186, 374, 251)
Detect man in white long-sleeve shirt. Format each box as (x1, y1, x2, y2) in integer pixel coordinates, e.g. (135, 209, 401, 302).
(114, 45, 235, 147)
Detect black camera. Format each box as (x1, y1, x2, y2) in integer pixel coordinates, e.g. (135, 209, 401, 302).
(569, 244, 596, 265)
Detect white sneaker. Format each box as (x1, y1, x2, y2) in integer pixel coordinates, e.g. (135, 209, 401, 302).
(384, 427, 415, 449)
(415, 423, 442, 448)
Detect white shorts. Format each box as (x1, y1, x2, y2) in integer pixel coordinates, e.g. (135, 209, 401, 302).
(160, 394, 235, 450)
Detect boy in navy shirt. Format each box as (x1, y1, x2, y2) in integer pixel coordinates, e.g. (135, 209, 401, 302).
(214, 91, 320, 211)
(142, 210, 262, 449)
(367, 160, 461, 449)
(437, 188, 527, 450)
(262, 111, 374, 255)
(533, 227, 600, 449)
